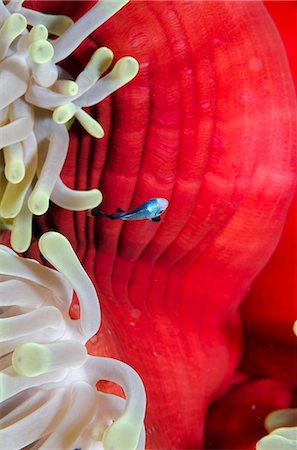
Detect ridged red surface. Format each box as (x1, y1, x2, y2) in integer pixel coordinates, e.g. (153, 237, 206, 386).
(13, 1, 297, 448)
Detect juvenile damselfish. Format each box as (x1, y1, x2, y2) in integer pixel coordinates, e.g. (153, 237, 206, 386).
(88, 198, 168, 222)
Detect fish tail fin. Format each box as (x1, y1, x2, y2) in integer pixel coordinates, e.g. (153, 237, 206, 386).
(87, 209, 125, 220)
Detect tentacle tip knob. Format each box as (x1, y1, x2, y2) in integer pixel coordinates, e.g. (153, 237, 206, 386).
(87, 47, 114, 75)
(38, 231, 70, 257)
(29, 24, 49, 42)
(115, 56, 139, 81)
(65, 81, 79, 96)
(103, 419, 141, 450)
(4, 161, 25, 184)
(75, 110, 104, 138)
(51, 16, 74, 36)
(53, 103, 76, 124)
(5, 13, 27, 36)
(92, 189, 103, 206)
(10, 237, 30, 254)
(12, 343, 50, 377)
(28, 40, 54, 64)
(28, 192, 49, 216)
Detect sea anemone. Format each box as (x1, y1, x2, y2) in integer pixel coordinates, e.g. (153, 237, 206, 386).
(1, 1, 296, 449)
(26, 2, 295, 449)
(0, 0, 138, 252)
(0, 231, 146, 450)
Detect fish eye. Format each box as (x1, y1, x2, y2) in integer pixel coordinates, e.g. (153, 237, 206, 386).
(159, 209, 164, 214)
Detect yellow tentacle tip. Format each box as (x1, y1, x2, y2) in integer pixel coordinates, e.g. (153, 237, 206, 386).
(0, 13, 27, 41)
(39, 230, 66, 248)
(52, 103, 76, 124)
(54, 80, 79, 96)
(38, 231, 74, 264)
(90, 189, 103, 208)
(12, 343, 50, 377)
(75, 109, 104, 138)
(29, 24, 49, 42)
(86, 47, 114, 77)
(103, 417, 140, 450)
(28, 39, 54, 64)
(4, 160, 25, 184)
(113, 56, 139, 82)
(28, 191, 49, 216)
(10, 206, 32, 253)
(47, 15, 74, 36)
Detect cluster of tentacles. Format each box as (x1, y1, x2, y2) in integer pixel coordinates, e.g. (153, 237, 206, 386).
(0, 231, 146, 449)
(0, 0, 138, 252)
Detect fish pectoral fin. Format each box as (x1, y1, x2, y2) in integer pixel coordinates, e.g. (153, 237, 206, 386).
(152, 216, 161, 222)
(116, 207, 125, 213)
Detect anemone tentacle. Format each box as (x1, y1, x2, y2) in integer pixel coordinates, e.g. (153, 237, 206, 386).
(0, 0, 139, 251)
(0, 231, 146, 450)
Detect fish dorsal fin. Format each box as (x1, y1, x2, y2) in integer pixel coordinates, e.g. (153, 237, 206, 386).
(152, 216, 161, 222)
(116, 207, 125, 213)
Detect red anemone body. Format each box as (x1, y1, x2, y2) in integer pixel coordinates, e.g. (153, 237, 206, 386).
(4, 1, 296, 449)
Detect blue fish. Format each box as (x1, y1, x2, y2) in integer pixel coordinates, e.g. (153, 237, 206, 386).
(88, 198, 168, 222)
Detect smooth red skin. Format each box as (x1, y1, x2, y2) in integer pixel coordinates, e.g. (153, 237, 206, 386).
(205, 2, 297, 448)
(205, 378, 293, 450)
(240, 0, 297, 382)
(243, 0, 297, 367)
(264, 1, 297, 86)
(240, 194, 296, 383)
(205, 197, 296, 450)
(13, 1, 297, 448)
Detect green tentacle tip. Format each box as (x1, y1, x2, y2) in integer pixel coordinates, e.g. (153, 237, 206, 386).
(103, 417, 140, 450)
(87, 47, 114, 76)
(0, 13, 27, 39)
(28, 191, 49, 215)
(75, 109, 104, 138)
(114, 57, 139, 81)
(28, 39, 54, 64)
(56, 80, 79, 96)
(38, 231, 71, 259)
(47, 15, 74, 36)
(53, 103, 76, 124)
(4, 160, 25, 184)
(29, 24, 49, 42)
(12, 343, 50, 377)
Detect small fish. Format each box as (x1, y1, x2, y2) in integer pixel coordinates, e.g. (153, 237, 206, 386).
(88, 198, 168, 222)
